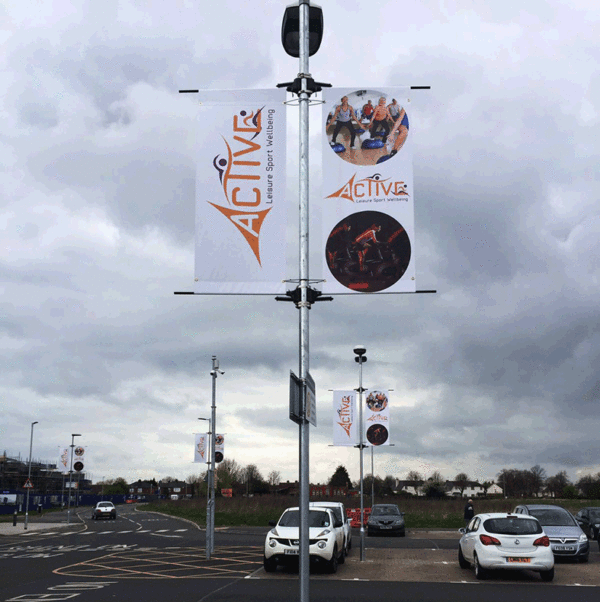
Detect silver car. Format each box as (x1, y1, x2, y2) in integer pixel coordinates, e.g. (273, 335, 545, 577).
(513, 504, 589, 562)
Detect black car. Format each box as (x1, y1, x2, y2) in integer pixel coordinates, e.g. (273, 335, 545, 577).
(367, 504, 405, 537)
(574, 507, 600, 541)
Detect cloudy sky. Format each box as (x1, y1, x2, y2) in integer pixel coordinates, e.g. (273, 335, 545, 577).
(2, 0, 599, 489)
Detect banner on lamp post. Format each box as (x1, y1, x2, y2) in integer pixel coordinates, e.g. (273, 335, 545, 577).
(363, 387, 390, 446)
(321, 88, 415, 295)
(194, 89, 287, 294)
(332, 390, 358, 446)
(194, 433, 208, 463)
(58, 447, 70, 475)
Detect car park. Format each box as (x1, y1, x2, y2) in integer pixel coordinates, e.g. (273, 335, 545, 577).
(574, 507, 600, 541)
(91, 501, 116, 520)
(264, 506, 345, 573)
(513, 504, 589, 562)
(309, 501, 352, 556)
(367, 503, 405, 537)
(458, 513, 554, 581)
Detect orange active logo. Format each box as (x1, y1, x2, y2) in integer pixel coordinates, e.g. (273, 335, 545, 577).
(211, 107, 271, 266)
(326, 173, 409, 202)
(337, 395, 354, 438)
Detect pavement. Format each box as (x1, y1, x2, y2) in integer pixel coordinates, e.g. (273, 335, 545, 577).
(0, 509, 86, 535)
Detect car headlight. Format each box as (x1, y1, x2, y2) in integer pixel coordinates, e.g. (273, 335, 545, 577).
(317, 541, 327, 549)
(316, 529, 331, 537)
(268, 539, 277, 548)
(579, 534, 588, 543)
(394, 520, 403, 525)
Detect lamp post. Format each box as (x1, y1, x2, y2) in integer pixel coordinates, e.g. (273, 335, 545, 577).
(280, 5, 325, 602)
(24, 421, 38, 530)
(67, 434, 81, 525)
(207, 356, 223, 559)
(354, 345, 367, 561)
(198, 416, 212, 560)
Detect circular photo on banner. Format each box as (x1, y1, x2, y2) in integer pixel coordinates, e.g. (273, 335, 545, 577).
(325, 210, 411, 292)
(366, 424, 389, 446)
(325, 90, 409, 166)
(74, 446, 84, 456)
(366, 391, 388, 412)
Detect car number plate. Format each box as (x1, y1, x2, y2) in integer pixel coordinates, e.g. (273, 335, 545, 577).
(285, 549, 299, 555)
(506, 557, 531, 563)
(553, 545, 574, 551)
(380, 526, 392, 529)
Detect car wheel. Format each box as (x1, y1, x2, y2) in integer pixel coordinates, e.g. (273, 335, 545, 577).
(458, 545, 470, 569)
(263, 555, 277, 573)
(398, 529, 405, 537)
(540, 567, 554, 582)
(579, 555, 589, 563)
(327, 546, 339, 574)
(338, 544, 345, 565)
(474, 553, 488, 580)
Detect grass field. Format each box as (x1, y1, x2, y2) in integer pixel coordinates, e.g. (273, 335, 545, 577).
(141, 495, 598, 529)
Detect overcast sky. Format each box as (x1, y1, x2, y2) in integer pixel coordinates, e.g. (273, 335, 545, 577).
(2, 0, 599, 489)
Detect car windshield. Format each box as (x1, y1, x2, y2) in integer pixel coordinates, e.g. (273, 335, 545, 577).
(371, 506, 400, 516)
(587, 510, 600, 521)
(484, 518, 542, 535)
(279, 510, 330, 528)
(528, 509, 576, 526)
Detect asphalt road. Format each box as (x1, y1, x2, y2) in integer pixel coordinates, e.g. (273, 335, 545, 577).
(1, 505, 599, 602)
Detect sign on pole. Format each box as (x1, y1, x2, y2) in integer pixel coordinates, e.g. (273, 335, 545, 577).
(23, 479, 33, 489)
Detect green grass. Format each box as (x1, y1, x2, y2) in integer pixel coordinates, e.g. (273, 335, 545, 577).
(140, 496, 598, 529)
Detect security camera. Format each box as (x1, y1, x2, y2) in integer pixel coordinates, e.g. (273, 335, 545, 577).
(353, 345, 366, 356)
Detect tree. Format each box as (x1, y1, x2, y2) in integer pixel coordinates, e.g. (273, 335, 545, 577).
(576, 474, 600, 499)
(382, 475, 396, 496)
(529, 465, 547, 497)
(268, 471, 281, 487)
(329, 465, 352, 489)
(217, 459, 244, 489)
(546, 470, 571, 497)
(104, 477, 128, 495)
(244, 464, 269, 495)
(406, 470, 423, 483)
(454, 473, 470, 497)
(423, 471, 446, 499)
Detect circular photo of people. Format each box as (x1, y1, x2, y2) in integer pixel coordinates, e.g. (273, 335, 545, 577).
(366, 391, 388, 412)
(215, 451, 224, 463)
(325, 90, 409, 166)
(74, 446, 84, 456)
(215, 435, 224, 446)
(366, 424, 389, 446)
(325, 210, 411, 292)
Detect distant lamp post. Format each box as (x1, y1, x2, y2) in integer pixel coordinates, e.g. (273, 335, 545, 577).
(67, 433, 81, 525)
(354, 345, 367, 561)
(24, 421, 38, 530)
(198, 415, 212, 559)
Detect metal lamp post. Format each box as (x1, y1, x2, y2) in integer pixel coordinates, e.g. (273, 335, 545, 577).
(207, 356, 223, 559)
(198, 415, 212, 560)
(354, 345, 367, 561)
(24, 421, 38, 530)
(67, 433, 81, 525)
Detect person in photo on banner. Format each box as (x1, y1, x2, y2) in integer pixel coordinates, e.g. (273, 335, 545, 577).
(353, 223, 382, 272)
(365, 97, 394, 143)
(327, 96, 363, 151)
(388, 107, 410, 157)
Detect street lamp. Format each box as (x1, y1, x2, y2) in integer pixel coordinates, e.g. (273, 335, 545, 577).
(24, 421, 38, 530)
(198, 415, 212, 560)
(67, 433, 81, 525)
(354, 345, 367, 561)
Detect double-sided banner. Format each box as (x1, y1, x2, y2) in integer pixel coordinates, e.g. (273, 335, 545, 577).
(215, 434, 224, 463)
(321, 88, 416, 294)
(332, 390, 358, 446)
(58, 447, 69, 475)
(195, 90, 287, 294)
(194, 433, 208, 463)
(363, 387, 390, 446)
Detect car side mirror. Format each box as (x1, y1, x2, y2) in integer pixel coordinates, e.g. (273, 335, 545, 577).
(269, 520, 276, 527)
(458, 528, 466, 535)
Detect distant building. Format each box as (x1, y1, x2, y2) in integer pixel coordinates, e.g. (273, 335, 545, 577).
(445, 480, 486, 498)
(158, 480, 192, 499)
(128, 480, 156, 497)
(394, 479, 425, 496)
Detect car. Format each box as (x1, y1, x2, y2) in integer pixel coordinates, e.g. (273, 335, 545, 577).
(574, 507, 600, 541)
(264, 506, 345, 573)
(309, 501, 352, 556)
(367, 504, 405, 537)
(514, 504, 589, 562)
(91, 501, 116, 520)
(458, 512, 554, 581)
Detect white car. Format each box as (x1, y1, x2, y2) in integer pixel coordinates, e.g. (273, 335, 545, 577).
(264, 506, 345, 573)
(458, 513, 554, 581)
(91, 501, 116, 520)
(310, 501, 352, 556)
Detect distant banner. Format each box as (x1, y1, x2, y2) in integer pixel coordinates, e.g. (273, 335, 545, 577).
(333, 390, 358, 446)
(194, 433, 208, 463)
(58, 447, 69, 475)
(195, 89, 287, 294)
(364, 387, 390, 446)
(321, 88, 415, 294)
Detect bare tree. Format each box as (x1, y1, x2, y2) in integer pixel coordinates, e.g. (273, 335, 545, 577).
(268, 470, 281, 486)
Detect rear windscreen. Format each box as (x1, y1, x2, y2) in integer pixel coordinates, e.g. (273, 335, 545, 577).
(483, 518, 542, 535)
(528, 509, 576, 526)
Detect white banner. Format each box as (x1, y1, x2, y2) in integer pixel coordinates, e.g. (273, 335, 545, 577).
(194, 89, 287, 294)
(73, 445, 85, 470)
(364, 387, 390, 446)
(194, 433, 208, 463)
(333, 390, 358, 446)
(321, 88, 415, 294)
(58, 447, 69, 475)
(215, 434, 224, 462)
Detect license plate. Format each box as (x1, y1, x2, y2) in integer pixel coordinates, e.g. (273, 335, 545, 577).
(553, 545, 574, 551)
(379, 526, 392, 529)
(507, 557, 531, 563)
(284, 549, 299, 555)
